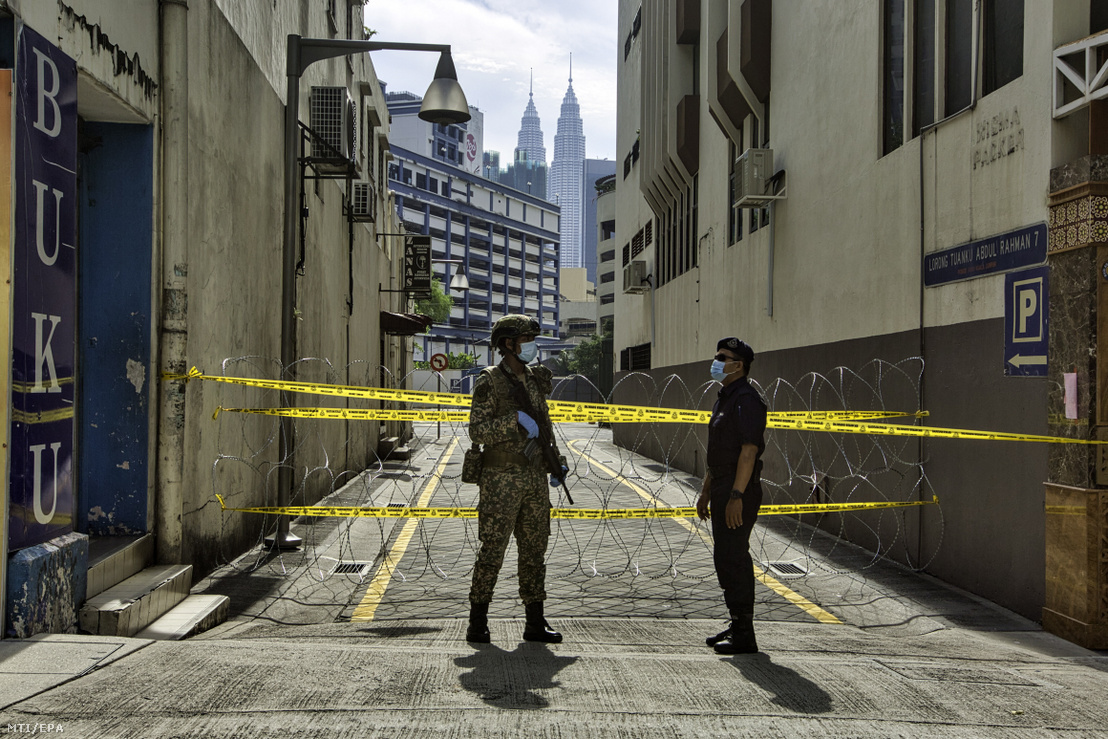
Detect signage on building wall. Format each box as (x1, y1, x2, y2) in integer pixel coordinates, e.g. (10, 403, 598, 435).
(403, 235, 432, 297)
(923, 223, 1047, 287)
(1003, 266, 1049, 377)
(9, 25, 78, 550)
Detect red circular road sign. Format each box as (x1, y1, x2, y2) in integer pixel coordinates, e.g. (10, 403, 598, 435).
(429, 353, 448, 371)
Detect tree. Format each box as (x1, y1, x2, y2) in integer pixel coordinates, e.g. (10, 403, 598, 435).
(565, 325, 612, 382)
(412, 278, 452, 326)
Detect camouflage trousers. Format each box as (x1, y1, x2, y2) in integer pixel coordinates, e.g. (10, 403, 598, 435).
(468, 463, 551, 605)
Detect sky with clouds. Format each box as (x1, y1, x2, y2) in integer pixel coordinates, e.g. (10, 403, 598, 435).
(363, 0, 618, 165)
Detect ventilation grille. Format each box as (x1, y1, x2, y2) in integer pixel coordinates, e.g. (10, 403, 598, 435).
(331, 561, 371, 576)
(763, 561, 808, 579)
(309, 86, 356, 164)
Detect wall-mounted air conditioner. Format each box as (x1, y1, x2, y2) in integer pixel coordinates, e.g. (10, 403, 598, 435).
(309, 86, 356, 173)
(732, 148, 778, 209)
(350, 181, 376, 222)
(623, 259, 649, 294)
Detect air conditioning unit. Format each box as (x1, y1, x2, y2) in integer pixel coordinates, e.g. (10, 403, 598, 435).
(350, 181, 376, 222)
(623, 259, 649, 294)
(733, 148, 773, 208)
(309, 86, 356, 172)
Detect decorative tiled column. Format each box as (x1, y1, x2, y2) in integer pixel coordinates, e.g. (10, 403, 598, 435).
(1043, 155, 1108, 648)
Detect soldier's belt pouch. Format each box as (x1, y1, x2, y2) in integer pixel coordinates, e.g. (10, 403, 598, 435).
(482, 449, 534, 469)
(461, 443, 484, 484)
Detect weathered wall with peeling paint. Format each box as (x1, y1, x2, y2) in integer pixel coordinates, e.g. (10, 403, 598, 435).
(5, 0, 403, 634)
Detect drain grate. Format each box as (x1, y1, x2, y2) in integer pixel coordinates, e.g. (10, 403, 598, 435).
(764, 561, 808, 578)
(332, 562, 371, 575)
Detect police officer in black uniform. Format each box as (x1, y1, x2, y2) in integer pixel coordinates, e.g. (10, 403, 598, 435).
(697, 337, 767, 654)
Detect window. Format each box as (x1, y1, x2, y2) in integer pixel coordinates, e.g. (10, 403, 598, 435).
(982, 0, 1024, 95)
(620, 342, 651, 371)
(441, 181, 450, 197)
(882, 0, 905, 155)
(600, 294, 615, 305)
(600, 272, 615, 284)
(913, 0, 936, 136)
(428, 176, 438, 193)
(416, 173, 427, 189)
(388, 163, 399, 181)
(1094, 3, 1108, 34)
(945, 0, 974, 113)
(728, 140, 743, 245)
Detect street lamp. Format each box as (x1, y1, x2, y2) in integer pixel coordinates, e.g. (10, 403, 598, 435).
(272, 35, 470, 549)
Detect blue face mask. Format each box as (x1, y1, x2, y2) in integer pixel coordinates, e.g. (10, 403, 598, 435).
(517, 341, 538, 363)
(710, 359, 729, 382)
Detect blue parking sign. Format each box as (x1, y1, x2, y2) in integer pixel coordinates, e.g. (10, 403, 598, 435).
(1004, 266, 1049, 377)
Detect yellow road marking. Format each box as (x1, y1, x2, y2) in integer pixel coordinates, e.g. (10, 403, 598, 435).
(351, 437, 460, 622)
(567, 440, 843, 625)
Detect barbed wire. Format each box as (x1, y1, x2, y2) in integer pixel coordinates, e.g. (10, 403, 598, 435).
(197, 356, 940, 624)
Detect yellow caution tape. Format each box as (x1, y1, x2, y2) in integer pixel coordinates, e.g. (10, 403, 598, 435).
(214, 493, 937, 519)
(174, 368, 921, 423)
(766, 416, 1107, 445)
(177, 368, 1105, 445)
(213, 405, 924, 425)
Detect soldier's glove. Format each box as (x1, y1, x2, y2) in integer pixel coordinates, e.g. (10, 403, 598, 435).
(516, 411, 539, 439)
(549, 465, 569, 488)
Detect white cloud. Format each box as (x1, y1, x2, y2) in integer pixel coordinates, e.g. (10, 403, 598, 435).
(364, 0, 617, 162)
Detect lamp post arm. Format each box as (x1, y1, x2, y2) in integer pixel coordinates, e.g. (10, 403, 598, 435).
(289, 35, 451, 77)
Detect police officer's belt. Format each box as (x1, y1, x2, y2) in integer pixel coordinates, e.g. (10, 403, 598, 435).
(708, 461, 763, 480)
(483, 449, 540, 469)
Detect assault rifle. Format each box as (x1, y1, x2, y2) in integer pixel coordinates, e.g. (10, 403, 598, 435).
(501, 366, 574, 505)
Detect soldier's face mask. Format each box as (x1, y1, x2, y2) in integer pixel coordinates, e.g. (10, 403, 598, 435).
(517, 340, 538, 363)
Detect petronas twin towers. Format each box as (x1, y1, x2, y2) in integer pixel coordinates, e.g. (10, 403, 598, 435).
(515, 61, 585, 270)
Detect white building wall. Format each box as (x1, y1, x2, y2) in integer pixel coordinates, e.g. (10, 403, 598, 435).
(614, 0, 1100, 620)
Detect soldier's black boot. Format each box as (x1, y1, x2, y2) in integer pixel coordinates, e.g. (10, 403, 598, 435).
(466, 601, 491, 643)
(713, 614, 757, 654)
(522, 602, 563, 643)
(706, 622, 732, 647)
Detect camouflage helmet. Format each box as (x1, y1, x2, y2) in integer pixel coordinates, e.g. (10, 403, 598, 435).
(490, 314, 540, 350)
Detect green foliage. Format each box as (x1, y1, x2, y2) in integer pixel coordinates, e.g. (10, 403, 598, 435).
(446, 352, 478, 369)
(412, 278, 453, 326)
(413, 352, 478, 371)
(561, 325, 612, 381)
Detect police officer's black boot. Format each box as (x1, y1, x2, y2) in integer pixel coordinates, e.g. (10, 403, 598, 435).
(522, 601, 563, 643)
(713, 613, 757, 654)
(705, 622, 732, 647)
(466, 601, 491, 643)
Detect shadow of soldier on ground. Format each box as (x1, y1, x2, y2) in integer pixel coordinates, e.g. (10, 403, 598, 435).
(454, 642, 579, 709)
(725, 652, 833, 714)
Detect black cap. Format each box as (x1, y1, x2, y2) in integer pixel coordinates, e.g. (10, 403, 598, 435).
(717, 337, 754, 365)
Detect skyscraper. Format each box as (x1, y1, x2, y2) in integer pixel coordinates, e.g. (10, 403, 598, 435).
(549, 57, 586, 270)
(516, 70, 546, 169)
(503, 71, 549, 198)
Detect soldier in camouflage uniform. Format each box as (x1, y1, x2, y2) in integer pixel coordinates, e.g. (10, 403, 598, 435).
(465, 314, 568, 644)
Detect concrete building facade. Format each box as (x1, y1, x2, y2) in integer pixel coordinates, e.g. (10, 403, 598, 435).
(596, 174, 617, 333)
(386, 115, 563, 365)
(3, 0, 408, 637)
(583, 158, 618, 285)
(614, 0, 1108, 623)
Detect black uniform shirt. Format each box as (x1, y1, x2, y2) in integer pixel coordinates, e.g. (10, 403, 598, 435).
(706, 376, 767, 472)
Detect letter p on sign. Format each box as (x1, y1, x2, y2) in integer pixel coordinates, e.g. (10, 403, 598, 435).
(1012, 277, 1044, 342)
